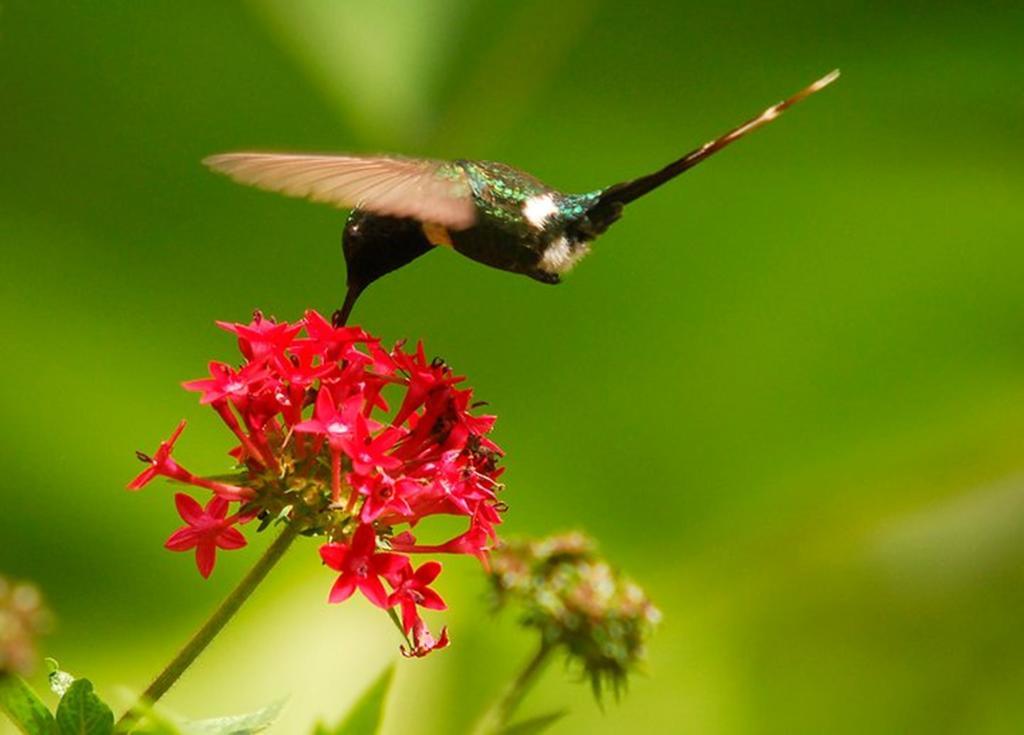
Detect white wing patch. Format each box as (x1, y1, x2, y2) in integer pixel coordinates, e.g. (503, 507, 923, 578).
(539, 236, 591, 275)
(522, 193, 559, 229)
(203, 153, 477, 230)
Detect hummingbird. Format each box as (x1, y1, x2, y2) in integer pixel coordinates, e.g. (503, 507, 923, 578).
(205, 70, 838, 325)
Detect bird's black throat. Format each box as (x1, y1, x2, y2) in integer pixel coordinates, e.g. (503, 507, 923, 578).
(336, 211, 434, 325)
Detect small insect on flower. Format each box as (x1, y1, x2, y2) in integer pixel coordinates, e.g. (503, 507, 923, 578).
(203, 72, 839, 324)
(128, 310, 506, 654)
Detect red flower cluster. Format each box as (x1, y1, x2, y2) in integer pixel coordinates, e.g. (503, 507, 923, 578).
(129, 310, 505, 654)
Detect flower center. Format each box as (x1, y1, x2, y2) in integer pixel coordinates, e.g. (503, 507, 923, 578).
(224, 381, 245, 394)
(327, 421, 348, 435)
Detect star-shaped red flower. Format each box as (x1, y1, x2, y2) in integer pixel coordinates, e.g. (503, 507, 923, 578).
(294, 389, 365, 502)
(128, 421, 249, 500)
(128, 420, 188, 490)
(182, 361, 269, 407)
(217, 313, 302, 362)
(164, 494, 248, 578)
(318, 524, 407, 608)
(388, 560, 446, 634)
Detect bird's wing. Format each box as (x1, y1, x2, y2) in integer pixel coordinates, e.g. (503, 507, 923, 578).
(203, 153, 476, 230)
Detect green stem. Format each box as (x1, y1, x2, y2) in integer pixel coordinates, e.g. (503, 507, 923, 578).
(385, 607, 413, 649)
(115, 521, 301, 732)
(472, 641, 555, 735)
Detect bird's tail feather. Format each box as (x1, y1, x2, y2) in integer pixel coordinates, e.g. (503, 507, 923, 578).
(589, 70, 839, 221)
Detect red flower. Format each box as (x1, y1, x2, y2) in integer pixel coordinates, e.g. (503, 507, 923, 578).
(128, 420, 188, 490)
(401, 620, 450, 658)
(388, 561, 446, 634)
(391, 510, 496, 567)
(216, 312, 301, 362)
(132, 310, 507, 655)
(164, 494, 248, 578)
(300, 310, 374, 363)
(391, 342, 462, 426)
(339, 414, 403, 476)
(355, 474, 415, 523)
(128, 421, 248, 500)
(181, 361, 269, 407)
(319, 524, 407, 608)
(294, 389, 361, 450)
(294, 389, 363, 503)
(271, 351, 334, 391)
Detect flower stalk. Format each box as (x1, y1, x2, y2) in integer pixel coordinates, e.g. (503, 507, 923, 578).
(471, 641, 554, 735)
(115, 519, 301, 732)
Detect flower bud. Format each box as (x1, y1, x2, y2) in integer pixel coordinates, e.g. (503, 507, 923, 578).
(0, 576, 52, 676)
(489, 534, 659, 697)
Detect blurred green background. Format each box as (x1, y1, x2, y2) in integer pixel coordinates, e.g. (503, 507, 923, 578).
(3, 1, 1024, 732)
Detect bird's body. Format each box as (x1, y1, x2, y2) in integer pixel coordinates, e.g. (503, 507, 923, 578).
(204, 71, 839, 323)
(427, 160, 602, 283)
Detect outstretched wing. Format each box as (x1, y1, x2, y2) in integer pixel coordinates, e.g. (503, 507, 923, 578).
(203, 153, 477, 230)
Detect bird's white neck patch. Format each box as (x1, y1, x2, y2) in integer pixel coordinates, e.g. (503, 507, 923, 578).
(522, 193, 559, 229)
(539, 236, 591, 275)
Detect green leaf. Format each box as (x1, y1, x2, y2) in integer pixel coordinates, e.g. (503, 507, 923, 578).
(181, 699, 285, 735)
(126, 699, 286, 735)
(499, 710, 567, 735)
(0, 674, 56, 735)
(54, 680, 113, 735)
(314, 665, 394, 735)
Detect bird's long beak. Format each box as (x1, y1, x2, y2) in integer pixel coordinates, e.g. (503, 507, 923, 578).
(592, 70, 840, 213)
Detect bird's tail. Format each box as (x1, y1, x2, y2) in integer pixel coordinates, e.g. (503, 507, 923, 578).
(585, 70, 839, 228)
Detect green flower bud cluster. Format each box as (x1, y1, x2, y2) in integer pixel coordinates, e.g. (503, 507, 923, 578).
(489, 533, 660, 698)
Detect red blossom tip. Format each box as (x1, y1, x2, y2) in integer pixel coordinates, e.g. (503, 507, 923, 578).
(127, 420, 190, 490)
(164, 493, 248, 578)
(401, 621, 449, 658)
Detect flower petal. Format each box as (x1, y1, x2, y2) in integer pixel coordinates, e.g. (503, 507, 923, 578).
(165, 527, 198, 551)
(351, 524, 376, 556)
(400, 599, 420, 634)
(167, 419, 187, 448)
(414, 561, 442, 586)
(293, 418, 323, 435)
(358, 575, 391, 609)
(360, 499, 384, 523)
(195, 542, 217, 578)
(127, 466, 158, 491)
(216, 526, 248, 550)
(319, 542, 350, 570)
(174, 493, 205, 525)
(372, 553, 410, 580)
(205, 496, 230, 519)
(328, 574, 357, 603)
(418, 588, 447, 611)
(314, 385, 337, 420)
